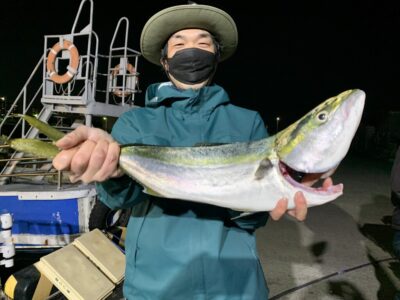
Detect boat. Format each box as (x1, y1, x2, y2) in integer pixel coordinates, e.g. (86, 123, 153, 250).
(0, 0, 139, 277)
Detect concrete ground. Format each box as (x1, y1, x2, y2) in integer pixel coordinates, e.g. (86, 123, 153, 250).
(257, 154, 400, 300)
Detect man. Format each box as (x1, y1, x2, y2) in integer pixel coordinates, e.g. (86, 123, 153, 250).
(53, 4, 334, 299)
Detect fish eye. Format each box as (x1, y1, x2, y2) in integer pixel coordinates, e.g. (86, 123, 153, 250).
(316, 111, 328, 122)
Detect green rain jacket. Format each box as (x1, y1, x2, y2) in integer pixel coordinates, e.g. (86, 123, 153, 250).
(97, 82, 270, 300)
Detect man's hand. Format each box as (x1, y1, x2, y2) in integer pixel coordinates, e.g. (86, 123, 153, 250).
(53, 126, 122, 183)
(269, 176, 334, 221)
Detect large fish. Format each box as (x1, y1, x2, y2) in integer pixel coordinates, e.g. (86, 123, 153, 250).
(8, 89, 365, 212)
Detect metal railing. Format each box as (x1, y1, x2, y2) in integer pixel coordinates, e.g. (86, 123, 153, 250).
(0, 55, 44, 138)
(0, 146, 63, 189)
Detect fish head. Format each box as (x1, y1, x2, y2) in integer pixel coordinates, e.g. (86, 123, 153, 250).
(275, 89, 365, 174)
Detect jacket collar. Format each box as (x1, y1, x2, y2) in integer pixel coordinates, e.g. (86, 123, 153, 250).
(145, 82, 230, 117)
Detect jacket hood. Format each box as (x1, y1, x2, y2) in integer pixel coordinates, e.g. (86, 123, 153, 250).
(145, 82, 231, 116)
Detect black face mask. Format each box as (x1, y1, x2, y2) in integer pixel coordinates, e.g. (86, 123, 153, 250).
(166, 48, 218, 85)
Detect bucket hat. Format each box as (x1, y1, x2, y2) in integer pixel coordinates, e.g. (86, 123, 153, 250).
(140, 4, 238, 65)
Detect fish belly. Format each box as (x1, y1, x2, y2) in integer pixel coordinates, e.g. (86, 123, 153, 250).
(119, 155, 286, 211)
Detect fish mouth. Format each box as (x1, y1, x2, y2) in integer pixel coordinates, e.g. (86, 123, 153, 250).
(279, 161, 343, 195)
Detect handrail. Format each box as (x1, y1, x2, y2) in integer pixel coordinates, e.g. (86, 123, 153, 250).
(0, 157, 49, 162)
(0, 155, 63, 189)
(71, 0, 93, 34)
(0, 55, 44, 136)
(0, 0, 141, 186)
(0, 172, 58, 177)
(106, 17, 140, 106)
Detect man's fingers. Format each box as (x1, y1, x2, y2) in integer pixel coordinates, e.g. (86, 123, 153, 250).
(56, 126, 114, 149)
(322, 177, 333, 189)
(288, 191, 307, 221)
(270, 198, 288, 221)
(68, 172, 80, 184)
(52, 126, 118, 183)
(70, 140, 96, 176)
(56, 126, 91, 149)
(270, 192, 308, 222)
(93, 142, 121, 182)
(53, 147, 79, 171)
(80, 140, 109, 183)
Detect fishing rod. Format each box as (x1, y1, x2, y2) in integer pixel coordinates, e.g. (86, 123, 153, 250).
(269, 257, 398, 299)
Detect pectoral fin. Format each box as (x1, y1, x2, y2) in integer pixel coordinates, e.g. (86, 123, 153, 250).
(254, 158, 273, 180)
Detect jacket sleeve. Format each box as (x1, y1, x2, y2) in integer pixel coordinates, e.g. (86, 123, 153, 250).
(229, 112, 270, 230)
(95, 112, 144, 210)
(391, 146, 400, 229)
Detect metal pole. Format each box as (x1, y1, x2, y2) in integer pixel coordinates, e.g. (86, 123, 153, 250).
(0, 172, 59, 177)
(57, 170, 62, 190)
(0, 157, 48, 162)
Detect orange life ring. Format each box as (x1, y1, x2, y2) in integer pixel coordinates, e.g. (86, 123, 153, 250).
(111, 63, 136, 97)
(46, 40, 80, 84)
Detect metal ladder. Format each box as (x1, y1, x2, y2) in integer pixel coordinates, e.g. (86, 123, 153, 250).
(0, 0, 141, 185)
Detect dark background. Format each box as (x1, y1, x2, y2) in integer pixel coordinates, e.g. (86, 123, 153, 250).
(0, 0, 399, 291)
(1, 0, 399, 132)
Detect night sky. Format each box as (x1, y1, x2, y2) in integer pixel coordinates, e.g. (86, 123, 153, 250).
(1, 0, 399, 132)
